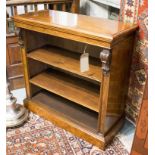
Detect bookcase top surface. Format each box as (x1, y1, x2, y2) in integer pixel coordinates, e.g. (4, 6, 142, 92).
(13, 10, 138, 47)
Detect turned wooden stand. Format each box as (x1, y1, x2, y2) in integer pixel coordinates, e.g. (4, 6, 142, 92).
(13, 10, 138, 149)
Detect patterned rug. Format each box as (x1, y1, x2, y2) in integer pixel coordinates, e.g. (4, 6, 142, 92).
(119, 0, 148, 123)
(7, 112, 129, 155)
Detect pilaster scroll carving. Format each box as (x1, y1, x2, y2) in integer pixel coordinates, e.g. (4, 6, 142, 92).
(15, 27, 24, 47)
(100, 49, 112, 75)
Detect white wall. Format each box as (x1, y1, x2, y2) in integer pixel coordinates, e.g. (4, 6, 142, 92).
(80, 0, 109, 18)
(80, 0, 120, 19)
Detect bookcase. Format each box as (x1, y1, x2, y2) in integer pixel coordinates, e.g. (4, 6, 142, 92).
(13, 10, 138, 149)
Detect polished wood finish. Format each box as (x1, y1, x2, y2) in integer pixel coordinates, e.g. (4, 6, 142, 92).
(30, 69, 100, 112)
(98, 75, 110, 133)
(7, 0, 79, 34)
(13, 10, 138, 49)
(18, 29, 32, 97)
(6, 0, 79, 90)
(27, 45, 102, 83)
(14, 10, 138, 149)
(131, 79, 148, 155)
(106, 35, 135, 115)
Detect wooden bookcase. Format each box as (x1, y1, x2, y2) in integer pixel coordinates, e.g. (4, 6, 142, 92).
(13, 10, 138, 149)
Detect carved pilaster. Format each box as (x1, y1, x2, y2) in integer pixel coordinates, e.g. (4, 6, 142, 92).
(15, 27, 24, 47)
(100, 49, 112, 75)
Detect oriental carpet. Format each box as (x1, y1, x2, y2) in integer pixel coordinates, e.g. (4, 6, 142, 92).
(7, 112, 129, 155)
(119, 0, 148, 123)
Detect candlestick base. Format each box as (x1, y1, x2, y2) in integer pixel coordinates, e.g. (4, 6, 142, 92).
(6, 82, 29, 128)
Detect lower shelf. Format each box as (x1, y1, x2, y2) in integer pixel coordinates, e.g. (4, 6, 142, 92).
(24, 90, 125, 149)
(30, 69, 100, 112)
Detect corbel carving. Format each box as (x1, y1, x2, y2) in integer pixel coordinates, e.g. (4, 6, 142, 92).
(100, 49, 112, 75)
(15, 27, 24, 48)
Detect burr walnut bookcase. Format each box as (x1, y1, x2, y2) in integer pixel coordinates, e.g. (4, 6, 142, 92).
(13, 10, 138, 149)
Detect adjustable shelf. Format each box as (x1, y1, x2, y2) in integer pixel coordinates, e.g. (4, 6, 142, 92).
(14, 10, 138, 149)
(27, 45, 102, 84)
(30, 69, 100, 112)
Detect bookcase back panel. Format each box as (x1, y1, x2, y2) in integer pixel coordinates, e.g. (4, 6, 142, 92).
(26, 30, 103, 59)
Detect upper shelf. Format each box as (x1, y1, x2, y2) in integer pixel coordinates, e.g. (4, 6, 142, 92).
(13, 10, 138, 48)
(27, 45, 102, 84)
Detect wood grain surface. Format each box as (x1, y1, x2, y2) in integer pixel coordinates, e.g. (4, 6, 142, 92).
(14, 10, 138, 149)
(13, 10, 138, 48)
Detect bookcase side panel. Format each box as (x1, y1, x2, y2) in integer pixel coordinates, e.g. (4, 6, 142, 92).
(107, 34, 135, 116)
(24, 30, 49, 98)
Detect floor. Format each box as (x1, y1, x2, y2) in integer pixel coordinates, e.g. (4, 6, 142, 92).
(12, 88, 135, 153)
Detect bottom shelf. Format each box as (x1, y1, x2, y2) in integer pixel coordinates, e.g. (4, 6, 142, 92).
(24, 90, 124, 149)
(32, 90, 98, 131)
